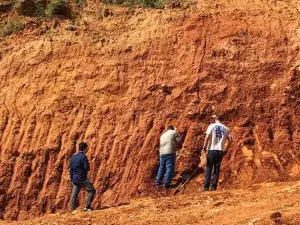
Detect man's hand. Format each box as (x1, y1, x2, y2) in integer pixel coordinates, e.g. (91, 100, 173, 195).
(198, 149, 208, 168)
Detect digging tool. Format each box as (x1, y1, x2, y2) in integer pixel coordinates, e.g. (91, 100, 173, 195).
(173, 151, 207, 195)
(173, 167, 199, 195)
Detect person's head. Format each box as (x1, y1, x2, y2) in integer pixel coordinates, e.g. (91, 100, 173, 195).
(79, 142, 88, 152)
(214, 114, 223, 122)
(167, 125, 175, 130)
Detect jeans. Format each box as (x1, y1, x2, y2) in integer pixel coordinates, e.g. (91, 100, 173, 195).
(155, 153, 176, 185)
(204, 150, 224, 190)
(71, 179, 96, 210)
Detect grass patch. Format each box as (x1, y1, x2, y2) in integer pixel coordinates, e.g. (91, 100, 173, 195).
(14, 0, 80, 18)
(103, 0, 165, 8)
(45, 0, 68, 17)
(0, 19, 25, 37)
(74, 0, 86, 6)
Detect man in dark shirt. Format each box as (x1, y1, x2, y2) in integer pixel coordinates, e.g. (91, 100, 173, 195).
(70, 142, 96, 211)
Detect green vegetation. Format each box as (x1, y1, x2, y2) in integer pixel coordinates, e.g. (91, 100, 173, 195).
(0, 19, 25, 37)
(15, 0, 37, 16)
(74, 0, 86, 6)
(103, 0, 165, 9)
(0, 1, 13, 13)
(45, 0, 68, 17)
(14, 0, 85, 18)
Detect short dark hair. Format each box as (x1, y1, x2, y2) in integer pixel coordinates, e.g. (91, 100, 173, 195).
(168, 125, 175, 130)
(79, 142, 88, 151)
(215, 114, 223, 121)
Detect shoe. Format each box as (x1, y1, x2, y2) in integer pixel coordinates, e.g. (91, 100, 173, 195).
(211, 188, 217, 191)
(83, 207, 93, 212)
(202, 187, 209, 192)
(163, 184, 175, 188)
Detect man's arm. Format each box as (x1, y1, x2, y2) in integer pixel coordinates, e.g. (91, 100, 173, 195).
(202, 133, 211, 153)
(202, 124, 213, 153)
(175, 131, 182, 146)
(70, 161, 73, 181)
(84, 156, 90, 171)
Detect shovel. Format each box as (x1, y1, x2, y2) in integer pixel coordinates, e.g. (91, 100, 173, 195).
(173, 167, 199, 195)
(173, 152, 207, 195)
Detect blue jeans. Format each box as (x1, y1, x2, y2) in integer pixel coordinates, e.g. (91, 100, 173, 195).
(155, 153, 176, 185)
(204, 150, 224, 190)
(71, 179, 96, 210)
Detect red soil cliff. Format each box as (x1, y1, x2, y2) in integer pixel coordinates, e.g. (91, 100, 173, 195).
(0, 1, 299, 220)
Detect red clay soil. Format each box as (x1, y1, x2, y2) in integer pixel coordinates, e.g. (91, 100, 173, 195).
(3, 181, 300, 225)
(0, 0, 299, 221)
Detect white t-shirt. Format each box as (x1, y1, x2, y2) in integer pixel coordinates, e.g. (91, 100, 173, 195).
(206, 122, 231, 151)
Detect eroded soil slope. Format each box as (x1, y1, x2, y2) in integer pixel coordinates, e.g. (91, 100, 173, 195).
(0, 1, 299, 220)
(4, 181, 300, 225)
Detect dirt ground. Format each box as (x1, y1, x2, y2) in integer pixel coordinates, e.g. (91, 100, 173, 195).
(1, 181, 300, 225)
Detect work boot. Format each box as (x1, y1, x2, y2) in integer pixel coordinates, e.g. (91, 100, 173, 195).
(83, 207, 93, 212)
(163, 184, 174, 188)
(202, 187, 209, 192)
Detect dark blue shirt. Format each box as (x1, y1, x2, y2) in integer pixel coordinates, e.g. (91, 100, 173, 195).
(70, 151, 90, 184)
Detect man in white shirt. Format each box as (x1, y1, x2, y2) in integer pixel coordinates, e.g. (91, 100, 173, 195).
(155, 125, 181, 188)
(201, 114, 232, 191)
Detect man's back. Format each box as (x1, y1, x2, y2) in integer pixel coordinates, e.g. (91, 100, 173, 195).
(159, 129, 180, 155)
(70, 152, 89, 184)
(206, 122, 231, 151)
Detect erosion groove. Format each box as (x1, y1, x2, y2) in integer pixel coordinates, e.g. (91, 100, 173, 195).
(0, 1, 300, 221)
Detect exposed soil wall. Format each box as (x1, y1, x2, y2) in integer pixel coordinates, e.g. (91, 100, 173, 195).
(0, 1, 299, 220)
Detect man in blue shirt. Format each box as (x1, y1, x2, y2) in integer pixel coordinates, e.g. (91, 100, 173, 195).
(70, 142, 96, 211)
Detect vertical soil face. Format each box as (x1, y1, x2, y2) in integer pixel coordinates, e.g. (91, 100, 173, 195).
(0, 4, 299, 220)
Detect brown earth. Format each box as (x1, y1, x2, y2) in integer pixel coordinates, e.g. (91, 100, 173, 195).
(2, 181, 300, 225)
(0, 0, 300, 221)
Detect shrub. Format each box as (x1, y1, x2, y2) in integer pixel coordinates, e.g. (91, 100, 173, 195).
(34, 0, 48, 17)
(103, 0, 165, 8)
(14, 0, 49, 17)
(14, 0, 37, 16)
(45, 0, 71, 18)
(153, 0, 165, 8)
(0, 1, 13, 13)
(0, 19, 25, 37)
(74, 0, 86, 6)
(14, 0, 76, 18)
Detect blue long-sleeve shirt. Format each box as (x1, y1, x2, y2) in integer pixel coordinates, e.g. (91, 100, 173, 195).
(70, 151, 90, 184)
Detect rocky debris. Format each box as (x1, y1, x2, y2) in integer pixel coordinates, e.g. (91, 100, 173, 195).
(65, 40, 71, 46)
(51, 19, 59, 29)
(65, 25, 76, 31)
(270, 212, 282, 219)
(247, 218, 261, 225)
(38, 23, 49, 35)
(148, 83, 173, 94)
(270, 212, 283, 224)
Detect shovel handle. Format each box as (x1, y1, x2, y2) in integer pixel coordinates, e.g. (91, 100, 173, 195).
(173, 167, 199, 195)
